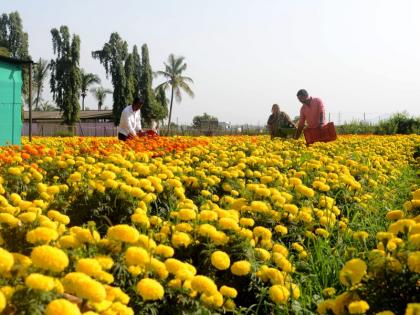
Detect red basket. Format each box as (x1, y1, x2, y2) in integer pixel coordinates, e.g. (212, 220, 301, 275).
(303, 122, 337, 145)
(138, 130, 159, 137)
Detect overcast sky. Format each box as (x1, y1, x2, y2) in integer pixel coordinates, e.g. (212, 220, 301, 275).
(3, 0, 420, 125)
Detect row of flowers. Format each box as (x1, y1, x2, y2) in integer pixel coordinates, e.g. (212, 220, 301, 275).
(0, 135, 418, 314)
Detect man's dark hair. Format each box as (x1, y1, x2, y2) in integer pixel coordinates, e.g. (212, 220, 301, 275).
(133, 96, 143, 105)
(297, 89, 309, 97)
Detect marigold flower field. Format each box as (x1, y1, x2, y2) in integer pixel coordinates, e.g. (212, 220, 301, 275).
(0, 135, 419, 314)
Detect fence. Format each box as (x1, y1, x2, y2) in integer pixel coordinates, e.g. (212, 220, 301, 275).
(22, 122, 118, 137)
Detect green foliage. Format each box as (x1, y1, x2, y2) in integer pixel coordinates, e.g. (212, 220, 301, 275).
(80, 69, 100, 111)
(154, 85, 169, 121)
(192, 112, 219, 130)
(33, 58, 50, 110)
(50, 26, 81, 126)
(92, 33, 129, 125)
(0, 46, 11, 56)
(376, 112, 420, 135)
(140, 44, 159, 126)
(90, 86, 112, 110)
(156, 54, 194, 132)
(0, 11, 30, 97)
(337, 113, 420, 135)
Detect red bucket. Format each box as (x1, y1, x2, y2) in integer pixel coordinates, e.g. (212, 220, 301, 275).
(303, 122, 337, 145)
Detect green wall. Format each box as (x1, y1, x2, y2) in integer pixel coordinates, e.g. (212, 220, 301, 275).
(0, 60, 23, 146)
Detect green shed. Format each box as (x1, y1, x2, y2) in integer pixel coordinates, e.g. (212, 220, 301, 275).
(0, 56, 32, 146)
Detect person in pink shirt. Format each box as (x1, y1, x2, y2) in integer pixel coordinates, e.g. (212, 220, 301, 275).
(294, 89, 326, 140)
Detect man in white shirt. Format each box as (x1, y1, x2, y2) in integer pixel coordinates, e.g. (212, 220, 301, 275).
(117, 97, 143, 141)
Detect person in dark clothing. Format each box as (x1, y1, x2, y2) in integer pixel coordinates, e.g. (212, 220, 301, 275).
(267, 104, 295, 139)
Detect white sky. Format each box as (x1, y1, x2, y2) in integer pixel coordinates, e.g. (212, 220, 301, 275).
(3, 0, 420, 125)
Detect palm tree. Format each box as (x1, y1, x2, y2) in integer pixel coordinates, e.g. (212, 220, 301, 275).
(90, 86, 112, 111)
(155, 54, 194, 132)
(33, 58, 49, 110)
(81, 69, 100, 111)
(38, 101, 57, 111)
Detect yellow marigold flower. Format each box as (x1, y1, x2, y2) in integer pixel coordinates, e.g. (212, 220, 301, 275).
(25, 273, 56, 291)
(253, 226, 272, 240)
(317, 299, 335, 314)
(154, 244, 174, 258)
(178, 208, 196, 221)
(164, 258, 184, 275)
(315, 228, 330, 238)
(63, 272, 106, 302)
(26, 227, 59, 244)
(273, 253, 293, 273)
(231, 260, 251, 276)
(8, 167, 22, 176)
(137, 278, 164, 301)
(292, 243, 304, 252)
(0, 248, 14, 273)
(283, 204, 299, 215)
(386, 210, 404, 221)
(171, 232, 191, 248)
(407, 251, 420, 273)
(255, 248, 271, 261)
(219, 285, 237, 298)
(339, 258, 367, 287)
(296, 184, 315, 198)
(0, 286, 14, 301)
(211, 251, 230, 270)
(59, 235, 81, 249)
(274, 225, 288, 235)
(69, 172, 82, 182)
(93, 256, 113, 270)
(269, 285, 290, 304)
(76, 258, 102, 276)
(353, 231, 369, 242)
(348, 300, 370, 314)
(201, 291, 224, 307)
(0, 291, 5, 313)
(0, 213, 20, 227)
(198, 210, 218, 221)
(389, 219, 416, 234)
(191, 275, 218, 295)
(409, 234, 420, 248)
(107, 225, 139, 243)
(31, 245, 69, 273)
(125, 247, 150, 266)
(250, 201, 269, 213)
(406, 304, 420, 315)
(322, 287, 336, 298)
(239, 217, 254, 227)
(18, 212, 37, 223)
(375, 311, 394, 315)
(218, 217, 239, 231)
(45, 210, 69, 225)
(45, 298, 81, 315)
(131, 213, 150, 228)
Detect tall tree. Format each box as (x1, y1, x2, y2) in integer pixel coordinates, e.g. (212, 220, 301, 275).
(156, 54, 194, 132)
(90, 86, 112, 111)
(50, 26, 81, 126)
(33, 58, 49, 110)
(124, 52, 136, 105)
(0, 12, 30, 96)
(139, 44, 159, 126)
(92, 33, 128, 125)
(132, 45, 141, 97)
(154, 85, 168, 123)
(80, 69, 100, 111)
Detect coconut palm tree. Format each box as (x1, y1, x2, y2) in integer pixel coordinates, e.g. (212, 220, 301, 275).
(33, 58, 49, 110)
(155, 54, 194, 132)
(38, 101, 57, 111)
(81, 69, 100, 111)
(90, 86, 112, 111)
